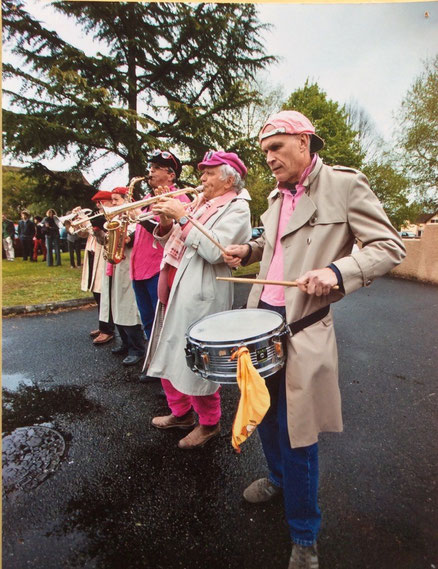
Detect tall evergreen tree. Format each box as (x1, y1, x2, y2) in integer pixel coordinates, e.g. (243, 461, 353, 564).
(2, 0, 274, 184)
(283, 81, 365, 168)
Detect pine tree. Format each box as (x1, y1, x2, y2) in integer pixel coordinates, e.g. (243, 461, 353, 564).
(2, 0, 274, 184)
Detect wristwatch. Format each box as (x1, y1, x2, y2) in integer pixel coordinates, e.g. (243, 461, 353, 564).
(178, 215, 189, 227)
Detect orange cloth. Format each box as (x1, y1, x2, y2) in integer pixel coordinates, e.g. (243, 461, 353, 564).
(231, 346, 271, 453)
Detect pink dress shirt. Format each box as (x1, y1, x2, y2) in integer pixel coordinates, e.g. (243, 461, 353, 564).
(260, 154, 318, 306)
(130, 186, 190, 281)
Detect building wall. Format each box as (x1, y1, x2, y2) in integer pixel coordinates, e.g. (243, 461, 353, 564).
(391, 224, 438, 285)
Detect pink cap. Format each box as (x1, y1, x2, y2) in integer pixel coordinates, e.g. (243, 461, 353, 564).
(198, 151, 247, 179)
(259, 110, 324, 152)
(111, 186, 129, 195)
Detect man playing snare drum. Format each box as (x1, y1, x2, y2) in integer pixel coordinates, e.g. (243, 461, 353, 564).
(223, 110, 405, 569)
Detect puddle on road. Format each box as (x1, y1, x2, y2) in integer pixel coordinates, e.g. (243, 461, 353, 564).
(2, 384, 103, 433)
(2, 372, 35, 391)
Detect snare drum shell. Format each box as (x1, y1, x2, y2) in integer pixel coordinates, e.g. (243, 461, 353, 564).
(185, 309, 286, 384)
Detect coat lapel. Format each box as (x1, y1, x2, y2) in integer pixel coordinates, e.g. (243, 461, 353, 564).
(282, 193, 317, 239)
(260, 195, 282, 249)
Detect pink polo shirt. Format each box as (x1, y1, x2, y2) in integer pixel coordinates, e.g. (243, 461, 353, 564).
(260, 154, 318, 306)
(130, 187, 191, 281)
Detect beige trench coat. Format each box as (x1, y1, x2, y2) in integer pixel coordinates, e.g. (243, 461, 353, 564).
(144, 194, 252, 396)
(80, 235, 105, 294)
(246, 157, 406, 448)
(99, 238, 141, 327)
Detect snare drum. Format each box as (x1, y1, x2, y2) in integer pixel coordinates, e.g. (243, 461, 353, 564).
(185, 309, 286, 384)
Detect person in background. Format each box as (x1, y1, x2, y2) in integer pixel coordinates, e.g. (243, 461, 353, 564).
(64, 218, 82, 269)
(43, 209, 62, 266)
(99, 187, 144, 366)
(32, 215, 47, 262)
(130, 149, 190, 383)
(223, 110, 406, 569)
(17, 210, 36, 262)
(2, 213, 15, 261)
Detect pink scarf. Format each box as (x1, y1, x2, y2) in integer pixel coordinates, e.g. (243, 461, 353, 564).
(161, 190, 237, 270)
(158, 190, 237, 304)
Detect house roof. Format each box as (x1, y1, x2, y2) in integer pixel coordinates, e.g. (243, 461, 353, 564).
(415, 212, 437, 224)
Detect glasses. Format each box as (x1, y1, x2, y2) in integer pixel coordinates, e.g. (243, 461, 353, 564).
(203, 150, 216, 161)
(150, 149, 178, 171)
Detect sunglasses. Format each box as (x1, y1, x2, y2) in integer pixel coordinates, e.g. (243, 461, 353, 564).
(203, 150, 216, 161)
(150, 149, 178, 171)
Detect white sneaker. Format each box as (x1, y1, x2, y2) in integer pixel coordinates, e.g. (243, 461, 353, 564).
(288, 543, 319, 569)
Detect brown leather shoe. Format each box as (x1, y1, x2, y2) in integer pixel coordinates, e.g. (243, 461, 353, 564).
(178, 423, 220, 449)
(89, 329, 100, 338)
(151, 411, 197, 430)
(93, 333, 114, 345)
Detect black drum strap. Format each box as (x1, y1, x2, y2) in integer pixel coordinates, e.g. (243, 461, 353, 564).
(287, 305, 330, 336)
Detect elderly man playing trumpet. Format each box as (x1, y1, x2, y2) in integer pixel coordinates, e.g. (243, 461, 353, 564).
(143, 151, 252, 449)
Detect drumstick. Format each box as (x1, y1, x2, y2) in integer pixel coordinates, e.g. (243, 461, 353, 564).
(186, 215, 228, 255)
(216, 276, 339, 290)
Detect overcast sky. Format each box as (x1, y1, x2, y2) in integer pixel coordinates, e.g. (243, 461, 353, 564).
(257, 2, 437, 140)
(4, 1, 438, 186)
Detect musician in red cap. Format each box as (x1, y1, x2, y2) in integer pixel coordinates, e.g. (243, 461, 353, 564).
(223, 110, 405, 569)
(99, 187, 145, 366)
(143, 150, 252, 449)
(77, 190, 115, 344)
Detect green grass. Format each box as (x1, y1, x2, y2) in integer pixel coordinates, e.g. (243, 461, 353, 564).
(2, 252, 92, 307)
(1, 254, 259, 308)
(234, 262, 259, 277)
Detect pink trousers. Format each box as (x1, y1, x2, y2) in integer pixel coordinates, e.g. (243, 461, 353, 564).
(161, 378, 221, 426)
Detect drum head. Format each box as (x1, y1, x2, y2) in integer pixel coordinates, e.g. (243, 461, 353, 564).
(187, 309, 284, 342)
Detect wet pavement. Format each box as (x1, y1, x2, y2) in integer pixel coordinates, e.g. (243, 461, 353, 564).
(2, 278, 438, 569)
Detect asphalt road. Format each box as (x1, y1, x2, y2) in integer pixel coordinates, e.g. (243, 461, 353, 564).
(2, 277, 438, 569)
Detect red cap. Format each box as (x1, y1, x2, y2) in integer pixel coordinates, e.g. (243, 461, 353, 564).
(198, 151, 247, 178)
(111, 187, 129, 195)
(91, 191, 113, 202)
(259, 110, 324, 152)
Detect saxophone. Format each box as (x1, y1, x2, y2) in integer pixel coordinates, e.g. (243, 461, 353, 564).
(103, 176, 144, 264)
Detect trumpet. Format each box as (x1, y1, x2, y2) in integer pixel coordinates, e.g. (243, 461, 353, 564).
(102, 186, 202, 221)
(54, 208, 94, 231)
(70, 209, 102, 232)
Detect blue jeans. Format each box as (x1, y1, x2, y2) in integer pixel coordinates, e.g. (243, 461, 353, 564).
(45, 236, 61, 266)
(258, 301, 321, 546)
(132, 274, 159, 339)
